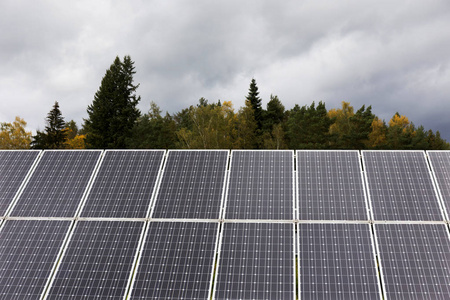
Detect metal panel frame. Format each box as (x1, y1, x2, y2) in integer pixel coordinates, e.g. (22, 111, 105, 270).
(426, 150, 450, 221)
(148, 149, 229, 220)
(222, 150, 295, 221)
(1, 150, 42, 217)
(213, 221, 296, 300)
(126, 220, 220, 300)
(362, 150, 447, 221)
(296, 150, 370, 221)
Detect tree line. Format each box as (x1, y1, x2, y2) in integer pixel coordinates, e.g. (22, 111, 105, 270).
(1, 55, 448, 150)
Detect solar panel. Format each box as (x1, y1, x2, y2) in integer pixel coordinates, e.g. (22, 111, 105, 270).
(10, 150, 102, 217)
(0, 150, 40, 216)
(427, 151, 450, 219)
(362, 151, 444, 221)
(213, 222, 295, 300)
(298, 223, 382, 299)
(297, 150, 368, 220)
(79, 150, 164, 218)
(375, 223, 450, 300)
(129, 221, 218, 299)
(0, 220, 71, 300)
(224, 150, 294, 220)
(151, 150, 228, 219)
(45, 220, 144, 299)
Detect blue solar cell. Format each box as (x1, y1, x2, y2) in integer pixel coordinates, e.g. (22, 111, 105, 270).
(427, 151, 450, 219)
(151, 150, 228, 219)
(297, 150, 368, 220)
(225, 151, 294, 220)
(0, 220, 71, 300)
(80, 150, 164, 218)
(363, 151, 444, 221)
(0, 150, 40, 216)
(46, 221, 144, 299)
(129, 221, 218, 299)
(214, 222, 295, 300)
(10, 150, 102, 217)
(298, 223, 381, 299)
(376, 223, 450, 300)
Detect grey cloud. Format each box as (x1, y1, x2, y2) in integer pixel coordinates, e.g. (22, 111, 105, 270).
(1, 0, 450, 141)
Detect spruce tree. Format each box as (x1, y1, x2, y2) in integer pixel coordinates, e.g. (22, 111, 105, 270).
(31, 101, 67, 149)
(245, 78, 263, 130)
(84, 55, 141, 148)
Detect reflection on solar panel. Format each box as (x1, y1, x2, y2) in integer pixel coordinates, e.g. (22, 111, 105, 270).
(10, 150, 102, 217)
(298, 223, 381, 300)
(45, 221, 144, 299)
(224, 151, 294, 220)
(214, 222, 295, 300)
(0, 220, 71, 300)
(375, 224, 450, 300)
(129, 221, 218, 299)
(80, 150, 164, 218)
(427, 151, 450, 219)
(363, 151, 444, 221)
(0, 150, 40, 216)
(297, 150, 368, 220)
(151, 150, 228, 219)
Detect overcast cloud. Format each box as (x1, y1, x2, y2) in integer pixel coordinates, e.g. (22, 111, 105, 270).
(1, 0, 450, 140)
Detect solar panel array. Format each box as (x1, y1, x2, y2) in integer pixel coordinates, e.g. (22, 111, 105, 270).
(1, 149, 450, 299)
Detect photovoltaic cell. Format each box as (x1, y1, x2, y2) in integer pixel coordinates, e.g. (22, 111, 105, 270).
(45, 221, 144, 299)
(0, 150, 40, 216)
(225, 151, 294, 220)
(151, 150, 228, 219)
(297, 150, 368, 220)
(10, 150, 102, 217)
(427, 151, 450, 219)
(376, 224, 450, 300)
(363, 151, 443, 221)
(214, 223, 295, 300)
(129, 221, 218, 300)
(298, 223, 381, 300)
(80, 150, 164, 218)
(0, 220, 71, 300)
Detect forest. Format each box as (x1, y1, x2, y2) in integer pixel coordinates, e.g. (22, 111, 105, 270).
(1, 56, 448, 150)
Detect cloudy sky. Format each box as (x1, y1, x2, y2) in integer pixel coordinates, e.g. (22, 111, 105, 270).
(1, 0, 450, 140)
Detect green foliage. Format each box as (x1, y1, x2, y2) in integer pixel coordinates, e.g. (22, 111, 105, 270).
(84, 55, 141, 148)
(246, 78, 263, 131)
(127, 102, 177, 149)
(286, 101, 332, 149)
(31, 101, 68, 149)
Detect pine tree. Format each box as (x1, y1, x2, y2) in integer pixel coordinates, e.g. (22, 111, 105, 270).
(31, 101, 67, 149)
(84, 55, 141, 148)
(245, 78, 263, 130)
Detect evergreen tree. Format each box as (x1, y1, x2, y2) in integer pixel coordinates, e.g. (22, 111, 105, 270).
(246, 79, 263, 131)
(286, 101, 331, 149)
(31, 101, 67, 149)
(84, 55, 141, 148)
